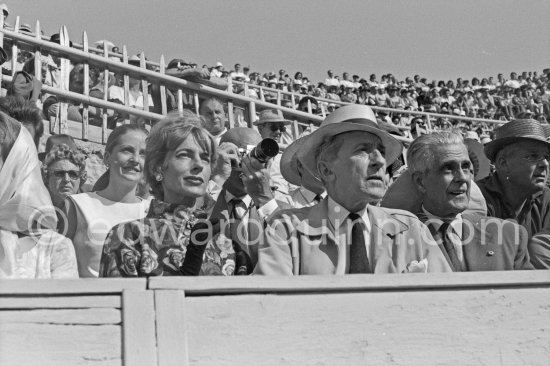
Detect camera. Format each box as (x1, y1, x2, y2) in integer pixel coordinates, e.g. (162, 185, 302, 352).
(233, 138, 279, 168)
(250, 138, 279, 164)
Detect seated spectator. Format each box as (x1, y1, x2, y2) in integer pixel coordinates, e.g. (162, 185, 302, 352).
(477, 119, 550, 239)
(199, 97, 227, 144)
(166, 58, 227, 90)
(0, 96, 44, 148)
(61, 124, 150, 277)
(211, 62, 224, 78)
(41, 143, 87, 230)
(0, 112, 78, 278)
(255, 105, 452, 275)
(407, 131, 532, 271)
(99, 111, 234, 277)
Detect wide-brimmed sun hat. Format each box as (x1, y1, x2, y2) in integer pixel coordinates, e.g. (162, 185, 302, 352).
(296, 104, 403, 178)
(484, 119, 550, 162)
(253, 109, 292, 126)
(280, 131, 320, 186)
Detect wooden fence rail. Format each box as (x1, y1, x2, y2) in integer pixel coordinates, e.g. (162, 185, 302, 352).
(0, 271, 549, 366)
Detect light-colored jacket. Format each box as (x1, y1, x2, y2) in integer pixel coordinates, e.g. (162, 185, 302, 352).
(255, 198, 452, 275)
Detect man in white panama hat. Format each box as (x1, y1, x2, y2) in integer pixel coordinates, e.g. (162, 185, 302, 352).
(255, 105, 452, 275)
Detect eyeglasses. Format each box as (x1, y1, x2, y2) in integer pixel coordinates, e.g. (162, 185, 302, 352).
(51, 169, 81, 180)
(270, 125, 287, 133)
(522, 153, 550, 163)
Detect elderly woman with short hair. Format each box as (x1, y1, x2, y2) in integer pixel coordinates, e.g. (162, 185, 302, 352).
(99, 110, 236, 277)
(42, 143, 87, 228)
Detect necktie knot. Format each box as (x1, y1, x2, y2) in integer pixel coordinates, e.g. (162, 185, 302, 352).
(231, 199, 247, 220)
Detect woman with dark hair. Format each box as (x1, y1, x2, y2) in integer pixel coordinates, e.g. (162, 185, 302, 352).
(99, 110, 236, 277)
(0, 112, 77, 278)
(61, 124, 150, 277)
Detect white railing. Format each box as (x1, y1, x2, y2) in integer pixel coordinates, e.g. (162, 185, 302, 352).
(0, 16, 506, 146)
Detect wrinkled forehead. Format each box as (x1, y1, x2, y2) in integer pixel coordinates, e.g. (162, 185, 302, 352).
(433, 143, 470, 164)
(334, 130, 382, 148)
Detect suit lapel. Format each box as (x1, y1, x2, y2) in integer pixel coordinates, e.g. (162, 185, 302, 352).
(418, 213, 456, 271)
(368, 206, 409, 273)
(461, 212, 495, 271)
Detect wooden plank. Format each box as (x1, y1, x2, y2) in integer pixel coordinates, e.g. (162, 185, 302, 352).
(155, 290, 189, 366)
(33, 21, 42, 81)
(184, 288, 550, 366)
(0, 323, 120, 366)
(0, 295, 120, 309)
(0, 278, 146, 295)
(248, 101, 256, 128)
(122, 290, 157, 366)
(10, 16, 19, 77)
(149, 270, 550, 295)
(0, 308, 120, 324)
(177, 89, 184, 113)
(102, 43, 109, 143)
(159, 55, 167, 115)
(140, 53, 149, 113)
(122, 45, 130, 124)
(193, 92, 200, 115)
(59, 26, 70, 134)
(82, 31, 90, 140)
(227, 100, 235, 129)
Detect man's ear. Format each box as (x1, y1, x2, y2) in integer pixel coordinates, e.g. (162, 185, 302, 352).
(411, 171, 426, 194)
(317, 159, 334, 183)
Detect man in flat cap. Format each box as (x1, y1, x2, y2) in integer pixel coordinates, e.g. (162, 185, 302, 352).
(255, 105, 452, 275)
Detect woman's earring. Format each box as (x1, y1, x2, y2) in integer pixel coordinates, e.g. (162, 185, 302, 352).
(155, 173, 163, 182)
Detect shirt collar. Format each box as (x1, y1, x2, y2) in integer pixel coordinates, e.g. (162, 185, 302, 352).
(421, 205, 463, 239)
(327, 196, 371, 231)
(224, 191, 252, 208)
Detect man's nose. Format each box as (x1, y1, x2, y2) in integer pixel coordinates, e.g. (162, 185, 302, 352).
(368, 149, 386, 170)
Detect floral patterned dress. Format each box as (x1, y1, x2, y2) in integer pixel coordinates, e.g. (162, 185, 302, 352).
(99, 199, 236, 277)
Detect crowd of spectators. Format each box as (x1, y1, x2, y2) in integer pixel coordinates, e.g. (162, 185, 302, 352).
(1, 3, 550, 282)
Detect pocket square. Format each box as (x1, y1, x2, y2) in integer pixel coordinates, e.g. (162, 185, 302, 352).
(403, 258, 428, 273)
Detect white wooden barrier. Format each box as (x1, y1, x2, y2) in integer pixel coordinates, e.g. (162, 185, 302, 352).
(2, 272, 548, 365)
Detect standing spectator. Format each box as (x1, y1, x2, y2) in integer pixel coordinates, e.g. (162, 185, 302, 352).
(324, 70, 339, 87)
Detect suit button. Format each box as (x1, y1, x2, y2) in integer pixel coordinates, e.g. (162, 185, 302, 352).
(487, 251, 495, 256)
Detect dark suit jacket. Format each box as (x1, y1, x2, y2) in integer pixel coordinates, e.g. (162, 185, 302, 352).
(210, 189, 290, 269)
(419, 212, 533, 271)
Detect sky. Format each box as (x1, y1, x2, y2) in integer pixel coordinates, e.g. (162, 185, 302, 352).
(5, 0, 550, 83)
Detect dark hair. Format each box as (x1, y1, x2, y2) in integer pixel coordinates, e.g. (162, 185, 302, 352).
(105, 123, 148, 155)
(144, 110, 216, 200)
(0, 96, 44, 147)
(0, 111, 22, 162)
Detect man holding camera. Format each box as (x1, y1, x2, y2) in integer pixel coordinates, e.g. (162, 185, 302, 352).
(209, 127, 290, 274)
(254, 109, 293, 196)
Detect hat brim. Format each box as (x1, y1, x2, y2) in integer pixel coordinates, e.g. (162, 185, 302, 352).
(280, 136, 309, 186)
(253, 119, 292, 126)
(296, 122, 403, 178)
(484, 135, 550, 162)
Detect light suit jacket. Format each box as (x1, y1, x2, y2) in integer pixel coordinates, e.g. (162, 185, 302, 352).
(418, 212, 533, 271)
(255, 198, 452, 275)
